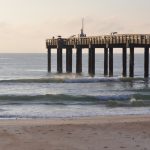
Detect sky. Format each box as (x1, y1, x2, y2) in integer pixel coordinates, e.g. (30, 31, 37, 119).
(0, 0, 150, 53)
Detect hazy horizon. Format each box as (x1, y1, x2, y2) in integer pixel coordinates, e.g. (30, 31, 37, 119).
(0, 0, 150, 53)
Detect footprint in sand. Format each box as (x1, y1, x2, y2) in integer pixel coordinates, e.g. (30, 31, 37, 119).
(49, 129, 55, 132)
(136, 145, 140, 147)
(67, 132, 72, 135)
(16, 132, 22, 135)
(104, 146, 109, 149)
(120, 146, 127, 149)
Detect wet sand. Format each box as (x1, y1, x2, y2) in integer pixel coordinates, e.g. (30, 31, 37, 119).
(0, 115, 150, 150)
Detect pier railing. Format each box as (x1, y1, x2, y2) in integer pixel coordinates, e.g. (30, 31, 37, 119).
(46, 34, 150, 48)
(46, 34, 150, 77)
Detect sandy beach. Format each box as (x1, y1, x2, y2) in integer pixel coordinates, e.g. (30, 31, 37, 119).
(0, 115, 149, 150)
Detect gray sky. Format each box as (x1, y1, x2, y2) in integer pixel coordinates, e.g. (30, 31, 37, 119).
(0, 0, 150, 53)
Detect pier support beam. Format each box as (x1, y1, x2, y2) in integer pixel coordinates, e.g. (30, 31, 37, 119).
(122, 47, 127, 77)
(66, 47, 72, 73)
(47, 48, 51, 72)
(109, 47, 113, 77)
(129, 47, 134, 77)
(104, 48, 108, 76)
(76, 47, 82, 74)
(144, 47, 149, 78)
(57, 47, 63, 73)
(88, 46, 95, 76)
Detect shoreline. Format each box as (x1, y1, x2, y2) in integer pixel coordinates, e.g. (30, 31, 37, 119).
(0, 114, 150, 124)
(0, 115, 149, 150)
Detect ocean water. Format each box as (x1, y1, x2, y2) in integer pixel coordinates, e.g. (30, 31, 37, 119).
(0, 53, 150, 119)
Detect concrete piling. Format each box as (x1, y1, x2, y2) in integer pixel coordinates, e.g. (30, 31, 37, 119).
(129, 47, 134, 77)
(109, 47, 113, 77)
(76, 47, 82, 74)
(88, 46, 95, 76)
(122, 47, 127, 77)
(144, 47, 149, 78)
(66, 47, 72, 73)
(104, 47, 108, 76)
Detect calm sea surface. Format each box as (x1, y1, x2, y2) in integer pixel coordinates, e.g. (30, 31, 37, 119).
(0, 53, 150, 119)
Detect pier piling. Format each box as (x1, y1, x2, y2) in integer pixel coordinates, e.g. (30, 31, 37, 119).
(57, 47, 63, 73)
(88, 46, 95, 76)
(66, 47, 72, 73)
(76, 47, 82, 74)
(122, 47, 127, 77)
(104, 47, 108, 76)
(48, 48, 51, 72)
(129, 47, 134, 77)
(144, 47, 149, 78)
(109, 47, 113, 77)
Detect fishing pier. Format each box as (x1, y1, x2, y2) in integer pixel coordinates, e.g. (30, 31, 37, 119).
(46, 34, 150, 78)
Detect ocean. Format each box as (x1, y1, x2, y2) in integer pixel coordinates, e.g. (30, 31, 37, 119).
(0, 53, 150, 119)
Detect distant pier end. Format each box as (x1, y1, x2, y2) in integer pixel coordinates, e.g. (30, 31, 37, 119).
(46, 34, 150, 78)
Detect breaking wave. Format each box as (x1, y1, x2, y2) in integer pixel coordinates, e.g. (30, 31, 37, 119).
(0, 77, 148, 83)
(0, 93, 132, 106)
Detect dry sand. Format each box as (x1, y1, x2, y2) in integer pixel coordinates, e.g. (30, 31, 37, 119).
(0, 115, 149, 150)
